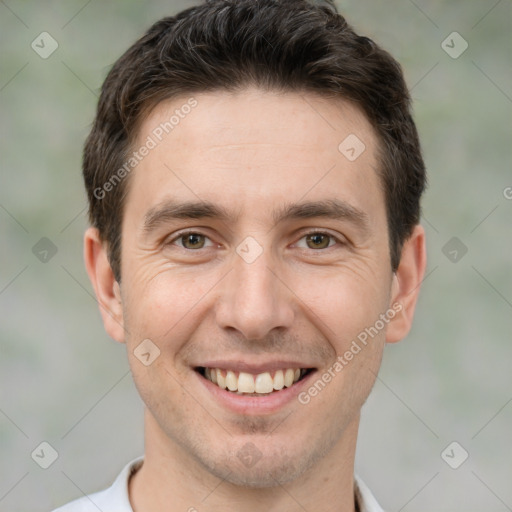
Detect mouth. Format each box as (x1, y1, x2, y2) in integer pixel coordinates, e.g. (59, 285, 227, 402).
(195, 366, 315, 396)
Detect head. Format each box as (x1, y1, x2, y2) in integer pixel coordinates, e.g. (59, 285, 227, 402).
(84, 0, 426, 489)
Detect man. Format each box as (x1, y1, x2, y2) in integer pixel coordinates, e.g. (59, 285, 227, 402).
(54, 0, 427, 510)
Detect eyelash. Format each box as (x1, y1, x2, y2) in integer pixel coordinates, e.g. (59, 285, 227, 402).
(167, 229, 345, 251)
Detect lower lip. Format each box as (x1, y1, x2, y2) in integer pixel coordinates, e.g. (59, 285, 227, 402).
(195, 369, 317, 415)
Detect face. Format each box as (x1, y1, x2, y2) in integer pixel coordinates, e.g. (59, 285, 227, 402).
(113, 88, 397, 486)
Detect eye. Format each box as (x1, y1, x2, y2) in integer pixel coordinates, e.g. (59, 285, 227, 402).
(295, 231, 342, 250)
(169, 231, 215, 250)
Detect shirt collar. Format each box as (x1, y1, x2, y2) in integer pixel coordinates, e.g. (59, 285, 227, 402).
(354, 473, 385, 512)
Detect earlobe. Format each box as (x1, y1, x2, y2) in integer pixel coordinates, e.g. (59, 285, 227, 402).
(84, 227, 126, 343)
(385, 224, 427, 344)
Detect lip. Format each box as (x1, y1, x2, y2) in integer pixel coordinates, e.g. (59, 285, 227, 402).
(195, 360, 314, 374)
(194, 366, 317, 415)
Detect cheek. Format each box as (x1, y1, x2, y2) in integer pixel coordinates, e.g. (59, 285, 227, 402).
(121, 262, 221, 349)
(301, 270, 388, 410)
(292, 262, 390, 347)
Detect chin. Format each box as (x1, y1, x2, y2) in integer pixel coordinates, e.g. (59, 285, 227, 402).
(193, 440, 328, 489)
(208, 457, 303, 488)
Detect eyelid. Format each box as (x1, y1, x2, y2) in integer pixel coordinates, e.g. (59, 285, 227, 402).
(166, 229, 217, 249)
(292, 229, 346, 249)
(166, 228, 346, 250)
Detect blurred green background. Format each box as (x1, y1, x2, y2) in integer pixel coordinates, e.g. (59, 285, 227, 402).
(1, 1, 511, 510)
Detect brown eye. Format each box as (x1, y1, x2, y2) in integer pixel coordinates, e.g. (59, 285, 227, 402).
(305, 233, 333, 249)
(178, 233, 206, 249)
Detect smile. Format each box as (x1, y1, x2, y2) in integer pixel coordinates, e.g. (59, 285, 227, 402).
(196, 367, 314, 396)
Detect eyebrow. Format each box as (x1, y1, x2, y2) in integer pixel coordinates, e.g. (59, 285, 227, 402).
(271, 199, 370, 233)
(142, 198, 371, 235)
(143, 200, 233, 234)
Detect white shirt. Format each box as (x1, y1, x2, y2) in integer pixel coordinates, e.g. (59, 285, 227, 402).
(52, 457, 385, 512)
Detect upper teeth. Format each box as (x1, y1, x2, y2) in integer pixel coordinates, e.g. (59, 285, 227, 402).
(204, 368, 304, 394)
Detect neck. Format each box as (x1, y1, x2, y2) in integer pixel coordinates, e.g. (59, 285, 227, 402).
(129, 409, 359, 512)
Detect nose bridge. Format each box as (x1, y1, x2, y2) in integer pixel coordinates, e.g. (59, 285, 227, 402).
(216, 239, 294, 339)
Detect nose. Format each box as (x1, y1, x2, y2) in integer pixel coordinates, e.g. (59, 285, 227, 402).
(214, 244, 295, 341)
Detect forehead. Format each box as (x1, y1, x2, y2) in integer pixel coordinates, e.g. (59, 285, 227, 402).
(127, 88, 384, 228)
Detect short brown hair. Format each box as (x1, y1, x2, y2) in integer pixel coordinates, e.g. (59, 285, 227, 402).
(83, 0, 426, 282)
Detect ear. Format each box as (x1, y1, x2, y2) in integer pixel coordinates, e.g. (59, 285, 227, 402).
(385, 224, 427, 344)
(84, 227, 125, 343)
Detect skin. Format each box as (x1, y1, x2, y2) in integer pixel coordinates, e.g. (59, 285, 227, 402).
(85, 87, 426, 512)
